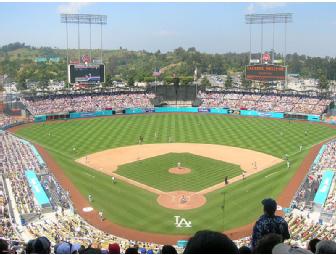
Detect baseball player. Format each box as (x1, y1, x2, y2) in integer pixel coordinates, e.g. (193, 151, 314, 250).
(88, 194, 93, 203)
(139, 135, 144, 144)
(112, 176, 116, 184)
(99, 210, 104, 222)
(287, 160, 290, 169)
(299, 145, 303, 152)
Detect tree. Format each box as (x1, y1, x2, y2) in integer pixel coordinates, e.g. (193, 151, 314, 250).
(127, 76, 134, 87)
(318, 74, 329, 92)
(105, 74, 113, 86)
(16, 81, 27, 91)
(225, 75, 233, 89)
(38, 78, 49, 89)
(241, 72, 251, 89)
(201, 77, 211, 87)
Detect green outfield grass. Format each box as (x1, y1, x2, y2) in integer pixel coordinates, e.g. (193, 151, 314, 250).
(116, 152, 243, 192)
(15, 114, 336, 235)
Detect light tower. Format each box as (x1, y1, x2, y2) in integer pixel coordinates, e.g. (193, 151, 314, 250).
(60, 13, 107, 65)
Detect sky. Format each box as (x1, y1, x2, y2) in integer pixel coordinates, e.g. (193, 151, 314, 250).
(1, 2, 336, 57)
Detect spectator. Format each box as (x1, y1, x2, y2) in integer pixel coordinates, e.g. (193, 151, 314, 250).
(238, 246, 251, 254)
(254, 233, 283, 254)
(31, 236, 51, 254)
(0, 239, 9, 254)
(183, 230, 239, 254)
(125, 247, 139, 254)
(315, 240, 336, 254)
(55, 241, 82, 254)
(161, 245, 178, 254)
(272, 243, 312, 254)
(307, 238, 320, 253)
(251, 198, 290, 249)
(80, 247, 102, 254)
(25, 240, 34, 254)
(108, 243, 120, 254)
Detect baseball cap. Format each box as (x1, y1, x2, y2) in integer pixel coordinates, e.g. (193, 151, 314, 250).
(262, 198, 277, 215)
(32, 237, 51, 254)
(55, 242, 82, 254)
(108, 243, 120, 254)
(272, 243, 313, 254)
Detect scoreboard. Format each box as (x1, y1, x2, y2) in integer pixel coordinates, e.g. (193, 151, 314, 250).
(246, 64, 286, 81)
(68, 64, 105, 84)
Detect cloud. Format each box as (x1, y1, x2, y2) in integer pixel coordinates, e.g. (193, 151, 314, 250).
(57, 2, 92, 14)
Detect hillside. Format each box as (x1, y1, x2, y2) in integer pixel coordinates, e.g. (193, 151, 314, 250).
(1, 43, 336, 88)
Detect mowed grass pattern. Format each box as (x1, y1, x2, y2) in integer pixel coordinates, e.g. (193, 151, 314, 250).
(15, 114, 336, 235)
(116, 153, 243, 192)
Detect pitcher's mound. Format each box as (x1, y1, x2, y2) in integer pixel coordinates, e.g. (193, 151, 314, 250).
(168, 167, 191, 175)
(157, 191, 206, 210)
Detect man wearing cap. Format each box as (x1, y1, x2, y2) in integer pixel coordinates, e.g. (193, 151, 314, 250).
(55, 241, 82, 254)
(251, 198, 290, 251)
(30, 236, 51, 254)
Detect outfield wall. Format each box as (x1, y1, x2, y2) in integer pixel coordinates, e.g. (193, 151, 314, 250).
(33, 107, 325, 124)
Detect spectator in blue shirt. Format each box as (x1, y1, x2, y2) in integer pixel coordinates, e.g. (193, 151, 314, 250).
(251, 198, 290, 250)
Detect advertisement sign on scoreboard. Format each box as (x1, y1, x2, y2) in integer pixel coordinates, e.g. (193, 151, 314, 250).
(245, 64, 286, 81)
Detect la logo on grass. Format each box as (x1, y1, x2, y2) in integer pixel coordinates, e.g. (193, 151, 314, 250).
(174, 216, 192, 228)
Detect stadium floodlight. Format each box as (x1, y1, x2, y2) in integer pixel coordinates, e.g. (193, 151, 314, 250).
(245, 13, 293, 24)
(60, 14, 107, 65)
(60, 14, 107, 25)
(244, 13, 293, 86)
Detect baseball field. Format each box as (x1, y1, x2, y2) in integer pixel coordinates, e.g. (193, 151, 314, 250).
(13, 114, 336, 239)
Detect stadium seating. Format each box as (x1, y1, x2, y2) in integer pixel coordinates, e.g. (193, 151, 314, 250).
(198, 92, 332, 115)
(21, 93, 155, 115)
(0, 114, 19, 129)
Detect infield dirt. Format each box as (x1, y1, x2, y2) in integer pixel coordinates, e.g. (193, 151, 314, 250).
(76, 143, 283, 210)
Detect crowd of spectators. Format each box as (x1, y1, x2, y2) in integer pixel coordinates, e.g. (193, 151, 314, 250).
(0, 180, 23, 246)
(0, 132, 69, 214)
(0, 132, 42, 215)
(198, 92, 332, 115)
(291, 140, 336, 213)
(1, 201, 336, 254)
(26, 212, 167, 254)
(21, 93, 156, 116)
(285, 212, 336, 249)
(0, 115, 22, 130)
